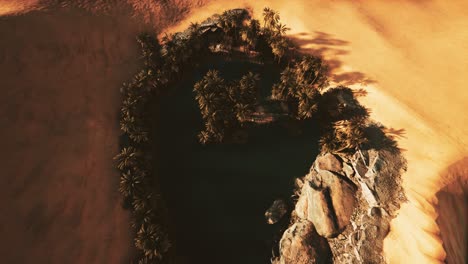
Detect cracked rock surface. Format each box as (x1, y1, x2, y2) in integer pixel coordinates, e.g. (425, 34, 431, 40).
(274, 149, 406, 263)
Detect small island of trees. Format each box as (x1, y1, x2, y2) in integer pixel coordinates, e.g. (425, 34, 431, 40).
(114, 7, 399, 264)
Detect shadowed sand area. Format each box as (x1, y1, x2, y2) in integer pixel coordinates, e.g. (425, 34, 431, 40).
(0, 1, 209, 262)
(0, 9, 142, 263)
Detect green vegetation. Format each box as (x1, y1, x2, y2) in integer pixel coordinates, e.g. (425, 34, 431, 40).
(271, 55, 328, 119)
(115, 7, 400, 264)
(116, 33, 171, 263)
(193, 70, 259, 144)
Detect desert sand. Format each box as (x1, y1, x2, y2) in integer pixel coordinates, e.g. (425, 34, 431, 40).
(1, 0, 467, 263)
(0, 1, 202, 263)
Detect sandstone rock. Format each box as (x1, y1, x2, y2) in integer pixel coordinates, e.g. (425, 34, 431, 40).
(277, 220, 332, 264)
(355, 207, 390, 264)
(296, 170, 357, 238)
(342, 162, 354, 178)
(265, 199, 288, 224)
(287, 149, 406, 264)
(316, 153, 343, 173)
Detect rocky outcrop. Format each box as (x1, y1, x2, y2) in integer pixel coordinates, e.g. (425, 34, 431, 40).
(297, 156, 357, 238)
(276, 149, 406, 264)
(316, 153, 343, 173)
(274, 219, 332, 264)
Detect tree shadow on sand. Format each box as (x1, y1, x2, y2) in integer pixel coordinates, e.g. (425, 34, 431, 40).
(289, 31, 376, 86)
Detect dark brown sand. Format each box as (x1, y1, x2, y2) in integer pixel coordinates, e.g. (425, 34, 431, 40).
(0, 4, 177, 262)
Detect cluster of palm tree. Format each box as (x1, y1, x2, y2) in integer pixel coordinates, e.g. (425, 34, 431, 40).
(116, 7, 395, 262)
(319, 116, 369, 153)
(134, 223, 171, 262)
(240, 19, 261, 52)
(114, 146, 170, 262)
(193, 70, 259, 144)
(199, 7, 293, 61)
(271, 55, 329, 119)
(117, 33, 180, 263)
(316, 86, 377, 154)
(215, 9, 250, 48)
(261, 7, 293, 62)
(319, 86, 370, 122)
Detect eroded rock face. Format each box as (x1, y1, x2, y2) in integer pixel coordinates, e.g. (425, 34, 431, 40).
(275, 220, 332, 264)
(278, 149, 406, 264)
(265, 199, 288, 224)
(316, 153, 343, 173)
(296, 169, 357, 238)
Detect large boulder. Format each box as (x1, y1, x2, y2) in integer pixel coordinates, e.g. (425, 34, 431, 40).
(316, 153, 343, 173)
(296, 170, 357, 238)
(265, 199, 288, 224)
(276, 220, 332, 264)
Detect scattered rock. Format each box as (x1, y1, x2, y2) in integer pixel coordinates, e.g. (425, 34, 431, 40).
(265, 199, 288, 224)
(276, 220, 332, 264)
(316, 153, 343, 173)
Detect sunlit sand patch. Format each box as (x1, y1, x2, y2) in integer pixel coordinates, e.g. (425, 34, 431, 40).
(0, 0, 40, 16)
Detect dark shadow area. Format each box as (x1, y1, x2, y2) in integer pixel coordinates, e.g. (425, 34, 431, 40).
(436, 157, 468, 264)
(288, 31, 376, 86)
(153, 57, 321, 264)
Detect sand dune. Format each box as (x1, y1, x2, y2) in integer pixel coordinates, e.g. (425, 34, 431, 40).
(0, 1, 201, 263)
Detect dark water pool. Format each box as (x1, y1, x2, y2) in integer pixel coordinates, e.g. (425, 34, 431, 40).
(154, 59, 321, 264)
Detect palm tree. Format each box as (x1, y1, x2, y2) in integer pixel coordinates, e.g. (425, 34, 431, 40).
(270, 37, 290, 62)
(274, 23, 290, 37)
(133, 192, 154, 213)
(197, 130, 212, 145)
(137, 33, 161, 70)
(188, 22, 200, 35)
(130, 129, 149, 143)
(271, 55, 329, 119)
(132, 207, 160, 229)
(120, 114, 135, 134)
(119, 169, 147, 198)
(135, 223, 171, 260)
(297, 87, 321, 119)
(238, 71, 259, 102)
(263, 7, 279, 30)
(319, 116, 369, 153)
(295, 55, 329, 91)
(241, 19, 261, 52)
(271, 66, 295, 101)
(234, 103, 250, 122)
(114, 147, 142, 171)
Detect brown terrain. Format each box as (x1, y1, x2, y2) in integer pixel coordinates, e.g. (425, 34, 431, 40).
(0, 1, 202, 263)
(1, 0, 467, 263)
